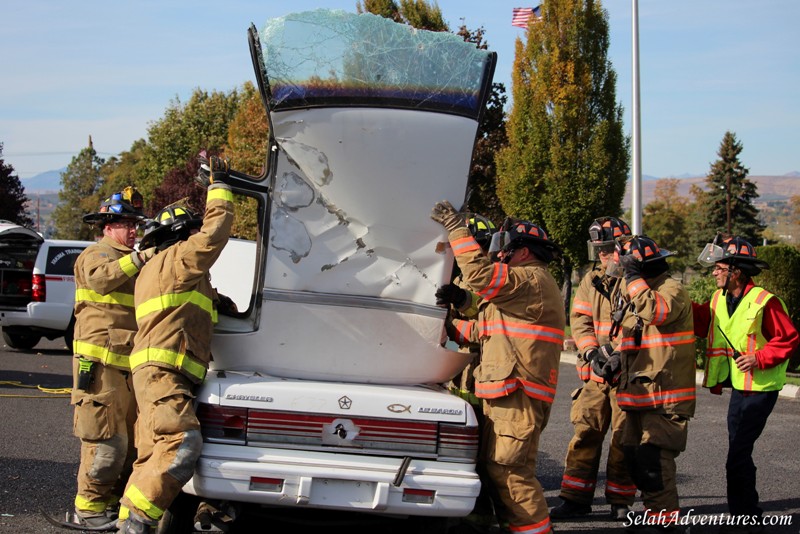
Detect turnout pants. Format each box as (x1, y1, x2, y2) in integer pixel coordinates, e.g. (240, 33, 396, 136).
(560, 380, 635, 505)
(622, 411, 688, 520)
(483, 391, 553, 534)
(121, 366, 202, 522)
(72, 359, 136, 514)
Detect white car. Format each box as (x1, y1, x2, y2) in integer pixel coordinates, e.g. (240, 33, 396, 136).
(165, 9, 497, 532)
(0, 221, 92, 351)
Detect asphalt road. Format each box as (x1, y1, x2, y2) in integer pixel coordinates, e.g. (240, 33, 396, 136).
(1, 337, 798, 534)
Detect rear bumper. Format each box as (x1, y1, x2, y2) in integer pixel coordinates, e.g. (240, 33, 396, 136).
(0, 302, 71, 332)
(184, 443, 480, 517)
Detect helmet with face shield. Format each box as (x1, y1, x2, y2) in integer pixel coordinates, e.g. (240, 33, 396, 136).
(488, 218, 561, 264)
(587, 216, 632, 261)
(697, 233, 769, 276)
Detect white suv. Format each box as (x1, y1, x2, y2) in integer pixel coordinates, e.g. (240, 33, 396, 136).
(0, 221, 92, 351)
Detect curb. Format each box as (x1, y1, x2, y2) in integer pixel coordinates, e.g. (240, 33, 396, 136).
(559, 351, 799, 400)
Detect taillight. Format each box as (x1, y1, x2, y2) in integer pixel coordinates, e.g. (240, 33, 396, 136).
(438, 423, 478, 461)
(31, 274, 46, 302)
(402, 488, 435, 504)
(196, 403, 248, 445)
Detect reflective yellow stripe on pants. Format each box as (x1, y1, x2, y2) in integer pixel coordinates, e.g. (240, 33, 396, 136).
(129, 347, 207, 382)
(73, 340, 131, 369)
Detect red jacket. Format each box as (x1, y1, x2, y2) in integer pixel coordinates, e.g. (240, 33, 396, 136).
(693, 280, 799, 370)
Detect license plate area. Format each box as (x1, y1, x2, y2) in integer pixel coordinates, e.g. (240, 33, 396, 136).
(310, 478, 376, 506)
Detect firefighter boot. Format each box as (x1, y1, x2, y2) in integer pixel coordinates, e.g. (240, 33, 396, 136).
(550, 498, 592, 520)
(64, 509, 118, 530)
(117, 511, 158, 534)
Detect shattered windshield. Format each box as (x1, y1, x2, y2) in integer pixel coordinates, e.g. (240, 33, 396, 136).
(257, 9, 494, 118)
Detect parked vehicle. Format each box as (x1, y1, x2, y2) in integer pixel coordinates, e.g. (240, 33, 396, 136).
(0, 221, 92, 351)
(168, 9, 497, 531)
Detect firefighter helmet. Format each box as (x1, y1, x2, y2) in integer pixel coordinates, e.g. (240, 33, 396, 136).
(488, 218, 561, 262)
(697, 234, 769, 273)
(139, 204, 202, 249)
(587, 216, 632, 260)
(606, 235, 673, 278)
(467, 214, 497, 251)
(618, 235, 674, 264)
(83, 186, 145, 227)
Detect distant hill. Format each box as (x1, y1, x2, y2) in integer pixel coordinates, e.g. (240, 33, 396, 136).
(624, 173, 800, 205)
(21, 168, 64, 193)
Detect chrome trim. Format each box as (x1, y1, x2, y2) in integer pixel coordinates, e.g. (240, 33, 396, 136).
(262, 288, 445, 318)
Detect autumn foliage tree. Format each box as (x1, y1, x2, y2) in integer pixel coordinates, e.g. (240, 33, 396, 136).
(643, 178, 693, 271)
(496, 0, 629, 291)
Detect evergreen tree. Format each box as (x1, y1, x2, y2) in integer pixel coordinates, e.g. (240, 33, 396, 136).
(51, 139, 104, 240)
(495, 0, 629, 289)
(691, 131, 764, 245)
(0, 143, 35, 228)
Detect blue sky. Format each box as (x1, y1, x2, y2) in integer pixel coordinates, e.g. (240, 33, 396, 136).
(2, 0, 798, 180)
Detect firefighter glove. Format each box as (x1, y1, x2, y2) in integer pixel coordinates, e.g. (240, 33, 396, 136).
(130, 247, 157, 270)
(582, 347, 599, 363)
(620, 253, 643, 281)
(217, 293, 238, 316)
(435, 283, 468, 309)
(431, 200, 466, 232)
(598, 350, 622, 383)
(196, 151, 230, 187)
(590, 343, 615, 377)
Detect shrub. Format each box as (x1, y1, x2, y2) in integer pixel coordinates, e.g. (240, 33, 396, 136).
(687, 274, 718, 369)
(753, 245, 800, 371)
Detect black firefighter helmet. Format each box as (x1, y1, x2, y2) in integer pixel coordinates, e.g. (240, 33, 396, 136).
(697, 234, 769, 276)
(139, 204, 202, 249)
(488, 218, 561, 263)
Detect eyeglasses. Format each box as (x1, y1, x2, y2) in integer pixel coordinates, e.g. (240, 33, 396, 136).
(712, 266, 731, 274)
(107, 221, 138, 230)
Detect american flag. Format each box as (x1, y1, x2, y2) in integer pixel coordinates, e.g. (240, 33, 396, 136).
(512, 6, 542, 28)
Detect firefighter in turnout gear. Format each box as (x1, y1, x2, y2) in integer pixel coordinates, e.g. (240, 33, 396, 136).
(609, 235, 695, 532)
(432, 202, 565, 534)
(117, 153, 234, 534)
(436, 213, 504, 530)
(693, 235, 799, 534)
(66, 187, 151, 531)
(551, 217, 636, 521)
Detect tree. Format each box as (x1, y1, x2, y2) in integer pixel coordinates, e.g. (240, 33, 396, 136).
(136, 88, 243, 212)
(357, 0, 447, 30)
(226, 81, 270, 240)
(0, 142, 35, 227)
(495, 0, 629, 289)
(51, 138, 104, 240)
(643, 178, 693, 271)
(691, 131, 764, 245)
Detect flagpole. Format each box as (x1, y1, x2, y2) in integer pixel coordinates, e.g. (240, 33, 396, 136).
(631, 0, 642, 235)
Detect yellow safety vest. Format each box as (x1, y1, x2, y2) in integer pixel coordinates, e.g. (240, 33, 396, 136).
(705, 287, 789, 392)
